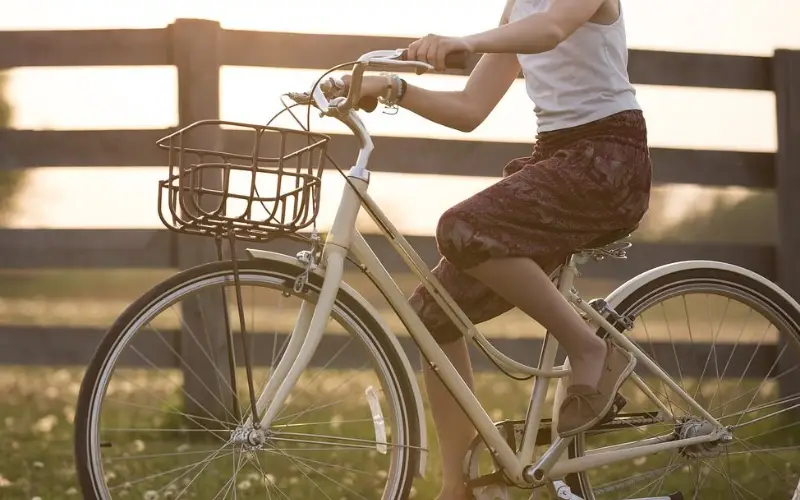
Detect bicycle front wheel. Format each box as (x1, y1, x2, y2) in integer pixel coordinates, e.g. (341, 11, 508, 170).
(570, 265, 800, 500)
(74, 259, 421, 499)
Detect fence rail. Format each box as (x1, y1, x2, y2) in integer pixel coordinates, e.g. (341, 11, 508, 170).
(1, 19, 799, 416)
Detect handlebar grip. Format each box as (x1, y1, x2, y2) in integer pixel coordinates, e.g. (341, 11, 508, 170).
(398, 49, 468, 71)
(358, 96, 379, 113)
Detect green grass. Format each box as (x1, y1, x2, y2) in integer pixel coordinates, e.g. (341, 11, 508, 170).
(2, 366, 800, 499)
(0, 270, 797, 498)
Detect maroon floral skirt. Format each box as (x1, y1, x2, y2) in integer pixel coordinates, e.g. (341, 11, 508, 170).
(409, 110, 653, 343)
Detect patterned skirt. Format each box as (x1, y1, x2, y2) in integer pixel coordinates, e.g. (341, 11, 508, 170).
(409, 109, 653, 343)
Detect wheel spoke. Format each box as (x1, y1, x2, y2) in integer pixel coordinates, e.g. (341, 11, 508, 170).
(77, 265, 411, 499)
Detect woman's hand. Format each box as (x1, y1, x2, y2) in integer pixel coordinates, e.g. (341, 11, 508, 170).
(406, 35, 473, 71)
(341, 74, 389, 99)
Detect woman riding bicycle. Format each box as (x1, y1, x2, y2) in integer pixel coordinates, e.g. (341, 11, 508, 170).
(346, 0, 651, 498)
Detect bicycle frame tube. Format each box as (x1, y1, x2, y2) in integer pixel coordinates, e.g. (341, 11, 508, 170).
(570, 295, 722, 427)
(517, 260, 578, 463)
(345, 192, 729, 484)
(348, 231, 526, 483)
(251, 94, 729, 482)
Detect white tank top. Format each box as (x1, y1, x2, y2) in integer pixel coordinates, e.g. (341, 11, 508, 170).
(509, 0, 641, 133)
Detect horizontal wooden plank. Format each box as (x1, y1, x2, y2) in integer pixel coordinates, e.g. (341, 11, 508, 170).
(627, 50, 773, 91)
(0, 28, 170, 69)
(0, 129, 168, 167)
(318, 135, 777, 190)
(0, 326, 779, 379)
(223, 30, 773, 91)
(0, 229, 175, 269)
(0, 229, 776, 283)
(0, 26, 773, 91)
(1, 129, 775, 189)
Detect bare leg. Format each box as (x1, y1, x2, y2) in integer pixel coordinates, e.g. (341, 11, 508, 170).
(424, 337, 475, 500)
(467, 257, 607, 388)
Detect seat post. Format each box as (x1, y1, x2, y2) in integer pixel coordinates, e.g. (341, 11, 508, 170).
(556, 254, 582, 294)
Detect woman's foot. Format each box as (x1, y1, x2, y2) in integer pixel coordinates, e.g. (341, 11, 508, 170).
(557, 338, 636, 436)
(565, 334, 608, 387)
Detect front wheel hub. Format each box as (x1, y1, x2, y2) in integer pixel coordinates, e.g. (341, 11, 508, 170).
(231, 425, 269, 450)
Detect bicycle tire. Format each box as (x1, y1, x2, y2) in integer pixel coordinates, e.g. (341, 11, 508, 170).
(567, 265, 800, 500)
(74, 258, 422, 500)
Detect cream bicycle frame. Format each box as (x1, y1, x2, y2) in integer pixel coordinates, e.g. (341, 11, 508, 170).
(246, 51, 728, 487)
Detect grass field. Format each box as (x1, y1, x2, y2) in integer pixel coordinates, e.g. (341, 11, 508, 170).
(1, 269, 799, 499)
(2, 364, 800, 499)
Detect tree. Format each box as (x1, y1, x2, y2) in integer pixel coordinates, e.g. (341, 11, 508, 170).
(0, 73, 26, 222)
(659, 190, 776, 245)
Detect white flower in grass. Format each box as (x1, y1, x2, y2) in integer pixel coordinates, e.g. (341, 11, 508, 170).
(237, 479, 252, 490)
(66, 487, 78, 496)
(143, 490, 159, 500)
(32, 461, 44, 469)
(32, 415, 58, 433)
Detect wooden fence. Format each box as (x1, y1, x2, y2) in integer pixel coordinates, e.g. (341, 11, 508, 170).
(1, 19, 799, 416)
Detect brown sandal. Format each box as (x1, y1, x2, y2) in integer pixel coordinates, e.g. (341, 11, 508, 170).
(557, 338, 636, 437)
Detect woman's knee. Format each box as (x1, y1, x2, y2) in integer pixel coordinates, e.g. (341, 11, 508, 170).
(435, 207, 475, 267)
(409, 285, 464, 345)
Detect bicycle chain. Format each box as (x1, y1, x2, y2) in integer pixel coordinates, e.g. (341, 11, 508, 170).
(463, 401, 663, 497)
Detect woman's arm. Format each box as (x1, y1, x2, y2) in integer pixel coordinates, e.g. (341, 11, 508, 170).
(406, 0, 607, 71)
(351, 1, 520, 133)
(395, 0, 519, 132)
(465, 0, 607, 54)
(398, 52, 520, 132)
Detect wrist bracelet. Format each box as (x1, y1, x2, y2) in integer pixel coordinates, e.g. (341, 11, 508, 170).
(378, 72, 402, 106)
(397, 78, 408, 104)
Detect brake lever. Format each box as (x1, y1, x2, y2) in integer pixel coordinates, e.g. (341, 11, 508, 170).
(286, 92, 314, 105)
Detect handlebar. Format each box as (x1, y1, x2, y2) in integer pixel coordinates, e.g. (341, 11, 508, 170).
(288, 48, 468, 116)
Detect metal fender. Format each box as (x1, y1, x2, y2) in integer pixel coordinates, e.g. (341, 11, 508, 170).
(246, 248, 429, 477)
(603, 260, 800, 312)
(552, 259, 800, 444)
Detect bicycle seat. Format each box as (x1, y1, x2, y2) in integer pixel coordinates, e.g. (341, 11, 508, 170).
(578, 224, 638, 250)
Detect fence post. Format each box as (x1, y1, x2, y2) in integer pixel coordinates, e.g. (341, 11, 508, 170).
(170, 19, 232, 422)
(773, 49, 800, 409)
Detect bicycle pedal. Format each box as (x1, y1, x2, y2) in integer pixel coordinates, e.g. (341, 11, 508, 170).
(598, 393, 627, 426)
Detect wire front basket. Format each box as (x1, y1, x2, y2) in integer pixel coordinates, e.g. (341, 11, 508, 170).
(156, 120, 330, 242)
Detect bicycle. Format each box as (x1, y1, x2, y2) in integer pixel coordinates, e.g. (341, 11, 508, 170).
(74, 48, 800, 500)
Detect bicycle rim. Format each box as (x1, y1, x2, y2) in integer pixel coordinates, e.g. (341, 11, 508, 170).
(572, 267, 800, 500)
(74, 260, 419, 500)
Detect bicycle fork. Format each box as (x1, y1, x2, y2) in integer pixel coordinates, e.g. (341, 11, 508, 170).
(244, 175, 366, 430)
(244, 249, 347, 429)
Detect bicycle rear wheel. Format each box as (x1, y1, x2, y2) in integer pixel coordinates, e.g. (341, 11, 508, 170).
(570, 266, 800, 500)
(75, 259, 420, 499)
